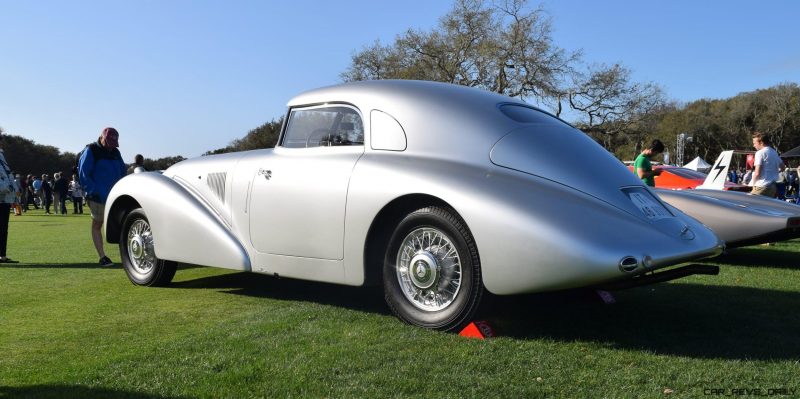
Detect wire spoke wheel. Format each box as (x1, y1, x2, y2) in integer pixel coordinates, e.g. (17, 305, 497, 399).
(396, 227, 462, 311)
(383, 206, 482, 331)
(120, 208, 177, 287)
(126, 219, 156, 275)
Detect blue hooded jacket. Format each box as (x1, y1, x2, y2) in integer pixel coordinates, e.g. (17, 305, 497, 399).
(78, 141, 126, 204)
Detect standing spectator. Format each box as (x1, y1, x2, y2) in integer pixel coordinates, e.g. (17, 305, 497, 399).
(749, 132, 784, 197)
(0, 131, 18, 263)
(27, 175, 38, 209)
(48, 175, 55, 207)
(25, 175, 34, 209)
(32, 175, 42, 208)
(79, 127, 126, 266)
(776, 169, 787, 199)
(13, 174, 23, 215)
(796, 164, 800, 195)
(633, 139, 665, 187)
(790, 166, 799, 197)
(52, 173, 62, 214)
(19, 174, 29, 212)
(127, 153, 147, 174)
(41, 174, 53, 214)
(69, 174, 84, 214)
(53, 172, 69, 215)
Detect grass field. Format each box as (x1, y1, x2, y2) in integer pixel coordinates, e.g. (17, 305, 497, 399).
(1, 208, 799, 398)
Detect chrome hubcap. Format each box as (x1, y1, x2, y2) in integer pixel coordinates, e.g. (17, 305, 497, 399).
(130, 236, 144, 258)
(396, 227, 462, 311)
(409, 252, 438, 289)
(127, 219, 155, 274)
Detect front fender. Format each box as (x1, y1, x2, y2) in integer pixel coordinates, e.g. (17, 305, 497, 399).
(105, 173, 251, 271)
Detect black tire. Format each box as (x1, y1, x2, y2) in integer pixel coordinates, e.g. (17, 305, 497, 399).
(119, 208, 177, 287)
(383, 206, 483, 331)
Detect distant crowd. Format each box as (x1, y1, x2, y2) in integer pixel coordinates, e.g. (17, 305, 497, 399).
(728, 168, 800, 197)
(10, 155, 146, 216)
(13, 172, 86, 215)
(729, 163, 799, 199)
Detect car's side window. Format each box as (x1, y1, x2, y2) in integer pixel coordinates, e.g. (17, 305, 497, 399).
(281, 105, 365, 148)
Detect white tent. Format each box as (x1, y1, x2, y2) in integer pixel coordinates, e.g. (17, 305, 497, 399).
(683, 156, 712, 172)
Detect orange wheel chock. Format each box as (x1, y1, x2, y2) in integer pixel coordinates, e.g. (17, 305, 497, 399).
(459, 320, 495, 339)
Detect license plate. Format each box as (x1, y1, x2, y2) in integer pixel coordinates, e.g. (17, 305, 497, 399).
(624, 188, 672, 221)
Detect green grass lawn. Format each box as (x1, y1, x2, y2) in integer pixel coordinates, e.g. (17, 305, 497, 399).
(2, 208, 799, 398)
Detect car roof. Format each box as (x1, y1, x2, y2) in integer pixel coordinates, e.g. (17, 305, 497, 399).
(285, 80, 562, 162)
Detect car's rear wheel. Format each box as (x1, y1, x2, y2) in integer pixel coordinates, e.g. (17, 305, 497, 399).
(383, 206, 483, 331)
(120, 208, 177, 287)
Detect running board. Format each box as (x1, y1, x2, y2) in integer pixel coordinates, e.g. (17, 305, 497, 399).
(598, 264, 719, 290)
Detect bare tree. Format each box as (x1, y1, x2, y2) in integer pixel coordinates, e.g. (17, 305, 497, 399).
(569, 63, 665, 149)
(341, 0, 580, 114)
(755, 82, 800, 150)
(342, 0, 670, 154)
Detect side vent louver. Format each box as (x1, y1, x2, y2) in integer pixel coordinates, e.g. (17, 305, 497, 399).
(207, 172, 227, 203)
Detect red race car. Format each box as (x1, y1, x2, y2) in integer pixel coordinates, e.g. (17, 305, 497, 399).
(627, 165, 751, 192)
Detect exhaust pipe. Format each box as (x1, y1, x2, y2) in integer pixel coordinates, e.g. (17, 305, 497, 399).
(599, 264, 719, 290)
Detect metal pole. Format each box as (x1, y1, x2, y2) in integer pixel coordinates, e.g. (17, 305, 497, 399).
(676, 133, 685, 166)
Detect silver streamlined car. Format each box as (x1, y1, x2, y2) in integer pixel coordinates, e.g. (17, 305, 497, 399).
(658, 189, 800, 248)
(105, 80, 723, 331)
(653, 150, 800, 248)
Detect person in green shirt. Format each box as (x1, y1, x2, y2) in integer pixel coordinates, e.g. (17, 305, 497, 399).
(634, 139, 665, 187)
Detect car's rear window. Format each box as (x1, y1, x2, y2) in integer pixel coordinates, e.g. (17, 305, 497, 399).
(499, 104, 570, 127)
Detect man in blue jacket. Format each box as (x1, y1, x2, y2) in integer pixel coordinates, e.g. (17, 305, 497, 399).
(79, 127, 126, 266)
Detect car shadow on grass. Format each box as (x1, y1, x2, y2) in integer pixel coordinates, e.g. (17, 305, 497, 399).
(169, 271, 798, 360)
(0, 263, 204, 270)
(484, 282, 800, 361)
(706, 246, 800, 270)
(8, 219, 71, 223)
(171, 271, 389, 316)
(1, 262, 112, 269)
(0, 384, 190, 399)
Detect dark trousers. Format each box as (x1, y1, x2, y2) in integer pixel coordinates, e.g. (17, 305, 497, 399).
(0, 203, 9, 257)
(27, 192, 38, 209)
(59, 196, 67, 214)
(42, 195, 51, 213)
(73, 196, 83, 214)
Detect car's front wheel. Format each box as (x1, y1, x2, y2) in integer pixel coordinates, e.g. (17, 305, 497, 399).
(383, 206, 483, 331)
(120, 208, 177, 287)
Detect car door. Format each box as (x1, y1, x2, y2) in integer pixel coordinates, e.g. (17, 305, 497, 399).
(248, 104, 365, 260)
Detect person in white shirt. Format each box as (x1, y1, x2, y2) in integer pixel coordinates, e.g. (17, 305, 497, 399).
(69, 174, 84, 214)
(749, 131, 785, 197)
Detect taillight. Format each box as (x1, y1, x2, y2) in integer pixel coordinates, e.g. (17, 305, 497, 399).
(789, 218, 800, 227)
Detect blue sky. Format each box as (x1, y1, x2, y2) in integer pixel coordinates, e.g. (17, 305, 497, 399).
(2, 0, 799, 159)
